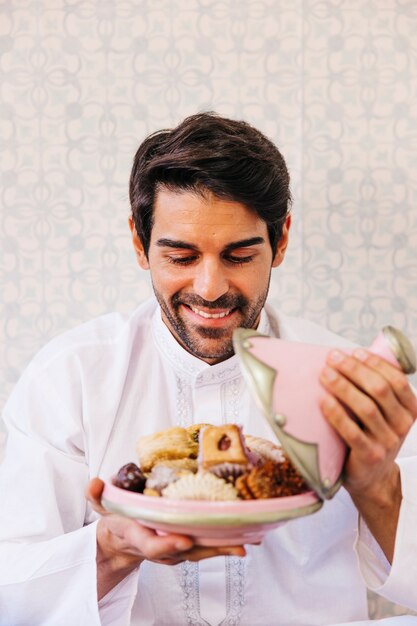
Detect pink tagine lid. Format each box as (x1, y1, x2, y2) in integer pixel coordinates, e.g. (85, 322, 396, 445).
(233, 326, 416, 501)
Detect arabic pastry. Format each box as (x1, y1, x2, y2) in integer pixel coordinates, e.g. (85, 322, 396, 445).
(146, 463, 194, 494)
(236, 459, 307, 499)
(136, 426, 198, 472)
(153, 458, 198, 472)
(162, 471, 239, 501)
(186, 422, 211, 443)
(208, 462, 247, 482)
(244, 435, 285, 464)
(198, 424, 249, 469)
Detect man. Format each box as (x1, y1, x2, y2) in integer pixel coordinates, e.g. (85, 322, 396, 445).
(1, 112, 417, 626)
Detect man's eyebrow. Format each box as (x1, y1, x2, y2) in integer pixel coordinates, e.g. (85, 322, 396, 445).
(155, 237, 266, 251)
(224, 237, 265, 252)
(156, 239, 198, 250)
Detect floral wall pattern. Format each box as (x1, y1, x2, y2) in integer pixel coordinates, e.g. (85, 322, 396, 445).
(1, 0, 417, 617)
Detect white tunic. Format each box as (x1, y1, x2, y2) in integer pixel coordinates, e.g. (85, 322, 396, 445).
(1, 298, 417, 626)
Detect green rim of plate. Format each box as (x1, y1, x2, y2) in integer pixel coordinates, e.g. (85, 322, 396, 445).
(102, 497, 323, 527)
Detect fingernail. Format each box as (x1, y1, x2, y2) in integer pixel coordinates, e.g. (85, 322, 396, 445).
(329, 350, 344, 363)
(354, 348, 368, 361)
(321, 393, 337, 408)
(175, 540, 192, 550)
(322, 366, 338, 381)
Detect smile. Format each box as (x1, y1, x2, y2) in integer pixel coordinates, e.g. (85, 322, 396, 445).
(188, 305, 232, 319)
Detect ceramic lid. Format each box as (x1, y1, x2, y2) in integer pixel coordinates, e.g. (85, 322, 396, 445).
(233, 325, 416, 501)
(233, 328, 348, 501)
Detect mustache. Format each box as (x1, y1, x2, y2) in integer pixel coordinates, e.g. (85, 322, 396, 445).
(172, 293, 247, 310)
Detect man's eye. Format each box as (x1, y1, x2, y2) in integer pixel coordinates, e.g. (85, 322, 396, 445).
(167, 256, 197, 265)
(226, 255, 254, 265)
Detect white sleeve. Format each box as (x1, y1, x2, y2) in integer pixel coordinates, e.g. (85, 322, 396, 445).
(354, 423, 417, 611)
(0, 522, 100, 625)
(0, 360, 137, 626)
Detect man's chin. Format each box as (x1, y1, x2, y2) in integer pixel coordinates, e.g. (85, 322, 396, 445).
(181, 336, 235, 362)
(192, 349, 234, 363)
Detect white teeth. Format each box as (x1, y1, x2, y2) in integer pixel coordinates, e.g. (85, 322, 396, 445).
(189, 305, 231, 319)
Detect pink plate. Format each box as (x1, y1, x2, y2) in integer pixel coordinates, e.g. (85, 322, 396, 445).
(102, 481, 322, 546)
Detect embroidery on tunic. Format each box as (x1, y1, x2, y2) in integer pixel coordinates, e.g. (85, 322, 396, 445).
(152, 319, 203, 378)
(179, 562, 211, 626)
(175, 377, 208, 624)
(219, 557, 246, 626)
(221, 377, 243, 424)
(175, 374, 193, 427)
(174, 350, 247, 625)
(195, 362, 241, 385)
(220, 379, 247, 625)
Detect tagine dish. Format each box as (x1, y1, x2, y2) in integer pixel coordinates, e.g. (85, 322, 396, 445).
(102, 423, 322, 546)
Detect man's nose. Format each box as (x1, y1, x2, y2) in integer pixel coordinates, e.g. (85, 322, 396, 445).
(193, 259, 229, 302)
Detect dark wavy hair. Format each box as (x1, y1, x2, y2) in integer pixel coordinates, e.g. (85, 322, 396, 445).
(129, 112, 292, 257)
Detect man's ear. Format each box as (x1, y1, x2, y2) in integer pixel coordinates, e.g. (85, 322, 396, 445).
(129, 216, 150, 270)
(272, 213, 291, 268)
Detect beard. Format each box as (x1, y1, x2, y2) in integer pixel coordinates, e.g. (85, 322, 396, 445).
(153, 284, 270, 362)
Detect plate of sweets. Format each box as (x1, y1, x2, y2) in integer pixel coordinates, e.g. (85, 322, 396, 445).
(102, 423, 322, 546)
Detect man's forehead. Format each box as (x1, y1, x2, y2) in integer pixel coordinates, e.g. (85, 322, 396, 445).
(160, 208, 246, 227)
(153, 187, 264, 228)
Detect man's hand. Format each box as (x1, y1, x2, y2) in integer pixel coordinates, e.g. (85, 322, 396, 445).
(319, 348, 417, 561)
(86, 478, 246, 600)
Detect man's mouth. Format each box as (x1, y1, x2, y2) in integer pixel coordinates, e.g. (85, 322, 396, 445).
(188, 305, 232, 319)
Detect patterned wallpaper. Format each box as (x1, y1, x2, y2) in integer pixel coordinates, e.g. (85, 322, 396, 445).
(1, 1, 417, 617)
(2, 0, 417, 407)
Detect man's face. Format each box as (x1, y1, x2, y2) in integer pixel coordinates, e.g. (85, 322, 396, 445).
(130, 188, 290, 364)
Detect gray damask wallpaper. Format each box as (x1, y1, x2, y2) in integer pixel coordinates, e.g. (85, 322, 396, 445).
(1, 0, 417, 618)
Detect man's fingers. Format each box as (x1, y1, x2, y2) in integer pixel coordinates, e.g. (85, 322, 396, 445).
(318, 348, 417, 501)
(122, 521, 246, 561)
(153, 544, 247, 563)
(98, 512, 246, 565)
(124, 524, 194, 560)
(150, 543, 246, 566)
(320, 363, 394, 443)
(180, 545, 246, 561)
(320, 350, 416, 441)
(353, 350, 417, 420)
(120, 521, 246, 561)
(320, 391, 385, 462)
(85, 477, 109, 515)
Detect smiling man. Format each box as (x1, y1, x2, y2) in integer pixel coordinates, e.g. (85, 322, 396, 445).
(1, 113, 417, 626)
(130, 188, 290, 362)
